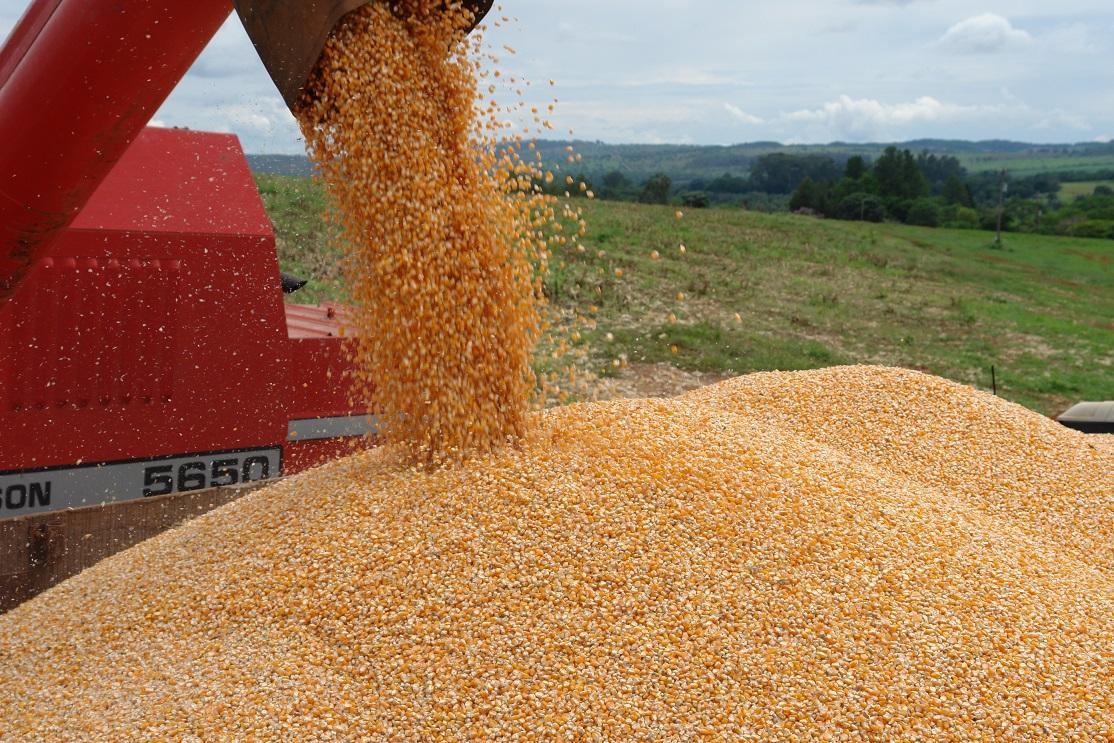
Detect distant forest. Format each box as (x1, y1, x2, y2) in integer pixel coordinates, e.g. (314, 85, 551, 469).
(249, 138, 1114, 240)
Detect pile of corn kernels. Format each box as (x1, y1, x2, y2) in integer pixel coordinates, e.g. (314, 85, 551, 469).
(1, 367, 1110, 740)
(295, 1, 556, 461)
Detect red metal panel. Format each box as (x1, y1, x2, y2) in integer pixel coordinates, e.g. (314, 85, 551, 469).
(0, 0, 232, 303)
(284, 302, 352, 339)
(0, 0, 62, 90)
(72, 128, 273, 238)
(8, 257, 182, 412)
(1, 131, 285, 471)
(1, 128, 368, 490)
(285, 336, 360, 422)
(1, 232, 285, 470)
(284, 439, 366, 475)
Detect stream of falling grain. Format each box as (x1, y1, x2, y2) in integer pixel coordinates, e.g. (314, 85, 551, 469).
(295, 1, 553, 461)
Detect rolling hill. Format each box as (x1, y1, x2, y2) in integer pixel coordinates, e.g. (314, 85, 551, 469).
(249, 138, 1114, 190)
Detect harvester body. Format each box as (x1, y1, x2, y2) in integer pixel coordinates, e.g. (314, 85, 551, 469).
(0, 126, 366, 517)
(0, 0, 447, 518)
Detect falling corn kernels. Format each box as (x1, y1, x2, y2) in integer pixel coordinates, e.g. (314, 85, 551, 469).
(291, 2, 560, 462)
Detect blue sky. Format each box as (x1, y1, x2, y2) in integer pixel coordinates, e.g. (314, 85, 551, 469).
(2, 0, 1111, 153)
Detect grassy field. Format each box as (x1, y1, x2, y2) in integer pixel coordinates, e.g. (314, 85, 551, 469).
(257, 175, 343, 305)
(959, 154, 1114, 176)
(258, 174, 1112, 416)
(1059, 180, 1114, 199)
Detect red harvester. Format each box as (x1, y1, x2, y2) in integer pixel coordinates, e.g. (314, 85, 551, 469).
(0, 0, 491, 609)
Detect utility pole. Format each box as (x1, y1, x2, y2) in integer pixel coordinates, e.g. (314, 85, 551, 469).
(994, 169, 1008, 247)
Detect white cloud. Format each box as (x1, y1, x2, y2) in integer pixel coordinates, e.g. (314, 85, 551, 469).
(784, 95, 977, 137)
(938, 14, 1032, 54)
(724, 103, 762, 125)
(778, 93, 1096, 142)
(217, 104, 275, 134)
(149, 119, 168, 128)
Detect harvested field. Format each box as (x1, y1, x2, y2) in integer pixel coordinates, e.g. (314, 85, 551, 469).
(1, 366, 1110, 741)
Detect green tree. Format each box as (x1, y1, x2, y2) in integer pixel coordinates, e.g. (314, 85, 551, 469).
(844, 155, 867, 181)
(790, 177, 821, 212)
(916, 151, 964, 188)
(906, 198, 941, 227)
(900, 150, 929, 199)
(602, 170, 629, 190)
(875, 146, 927, 200)
(873, 147, 903, 197)
(749, 153, 840, 194)
(599, 170, 632, 200)
(707, 172, 750, 193)
(832, 172, 877, 204)
(951, 207, 981, 229)
(836, 193, 885, 222)
(639, 173, 672, 204)
(682, 192, 710, 208)
(942, 175, 972, 206)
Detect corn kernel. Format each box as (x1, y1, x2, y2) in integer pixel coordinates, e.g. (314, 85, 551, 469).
(1, 368, 1110, 741)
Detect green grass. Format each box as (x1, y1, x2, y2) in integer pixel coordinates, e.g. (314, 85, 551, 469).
(960, 154, 1114, 176)
(1059, 180, 1114, 199)
(259, 176, 1113, 416)
(256, 174, 344, 304)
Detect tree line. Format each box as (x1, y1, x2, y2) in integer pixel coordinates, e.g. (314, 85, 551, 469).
(787, 147, 1114, 238)
(788, 147, 970, 227)
(541, 148, 1114, 239)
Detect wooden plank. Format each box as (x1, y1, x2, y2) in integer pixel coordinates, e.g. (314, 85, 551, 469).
(0, 482, 269, 614)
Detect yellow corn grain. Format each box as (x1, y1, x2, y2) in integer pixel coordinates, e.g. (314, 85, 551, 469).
(294, 2, 556, 462)
(0, 367, 1109, 741)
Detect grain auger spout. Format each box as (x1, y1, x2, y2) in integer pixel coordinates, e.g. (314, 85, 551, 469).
(0, 0, 493, 305)
(234, 0, 495, 110)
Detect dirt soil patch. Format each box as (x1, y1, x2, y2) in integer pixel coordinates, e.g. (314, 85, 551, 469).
(597, 363, 735, 400)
